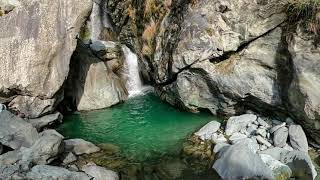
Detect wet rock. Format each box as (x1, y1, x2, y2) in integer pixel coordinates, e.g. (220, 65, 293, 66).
(270, 122, 286, 134)
(64, 139, 100, 155)
(260, 154, 292, 180)
(0, 110, 39, 149)
(61, 152, 77, 165)
(213, 141, 274, 179)
(82, 164, 119, 180)
(27, 165, 91, 180)
(225, 114, 257, 136)
(28, 112, 63, 131)
(273, 127, 288, 148)
(194, 121, 221, 140)
(289, 125, 308, 152)
(256, 136, 272, 147)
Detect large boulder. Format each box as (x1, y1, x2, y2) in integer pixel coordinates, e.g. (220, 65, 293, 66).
(0, 110, 39, 149)
(287, 28, 320, 144)
(273, 127, 288, 148)
(288, 125, 308, 152)
(225, 114, 257, 136)
(28, 112, 63, 131)
(213, 140, 274, 179)
(26, 165, 91, 180)
(157, 26, 287, 115)
(81, 164, 119, 180)
(194, 121, 221, 140)
(64, 139, 100, 155)
(64, 41, 127, 111)
(0, 0, 93, 118)
(260, 147, 317, 179)
(260, 154, 292, 180)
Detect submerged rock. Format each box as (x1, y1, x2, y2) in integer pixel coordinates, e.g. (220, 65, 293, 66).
(82, 164, 119, 180)
(225, 114, 257, 136)
(194, 121, 221, 140)
(213, 141, 274, 179)
(0, 110, 39, 149)
(64, 139, 100, 155)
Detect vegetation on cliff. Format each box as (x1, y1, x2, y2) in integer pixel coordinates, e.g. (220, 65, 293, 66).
(286, 0, 320, 35)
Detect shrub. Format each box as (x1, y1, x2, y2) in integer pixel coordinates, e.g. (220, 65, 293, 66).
(144, 0, 158, 18)
(286, 0, 320, 34)
(142, 20, 157, 43)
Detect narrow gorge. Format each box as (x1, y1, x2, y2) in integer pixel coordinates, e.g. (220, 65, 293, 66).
(0, 0, 320, 179)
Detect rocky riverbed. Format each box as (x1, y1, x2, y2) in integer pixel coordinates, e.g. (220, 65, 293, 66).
(186, 113, 320, 180)
(0, 106, 119, 180)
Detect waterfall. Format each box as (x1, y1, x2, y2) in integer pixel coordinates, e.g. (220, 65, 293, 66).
(122, 46, 147, 97)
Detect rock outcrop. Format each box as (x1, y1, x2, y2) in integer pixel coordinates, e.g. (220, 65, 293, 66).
(65, 41, 127, 111)
(104, 0, 320, 144)
(0, 0, 93, 117)
(0, 110, 39, 149)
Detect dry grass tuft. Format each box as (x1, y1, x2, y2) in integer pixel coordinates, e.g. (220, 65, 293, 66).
(142, 20, 157, 43)
(144, 0, 158, 18)
(286, 0, 320, 34)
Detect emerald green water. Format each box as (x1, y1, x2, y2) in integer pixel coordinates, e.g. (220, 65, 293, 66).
(57, 92, 219, 161)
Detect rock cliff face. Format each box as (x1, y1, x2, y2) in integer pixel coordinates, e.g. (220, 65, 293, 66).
(0, 0, 319, 144)
(0, 0, 93, 117)
(104, 0, 320, 144)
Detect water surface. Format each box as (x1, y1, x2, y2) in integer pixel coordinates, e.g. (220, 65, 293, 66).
(58, 92, 220, 161)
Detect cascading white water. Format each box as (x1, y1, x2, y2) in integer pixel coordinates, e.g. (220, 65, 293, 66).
(122, 46, 146, 97)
